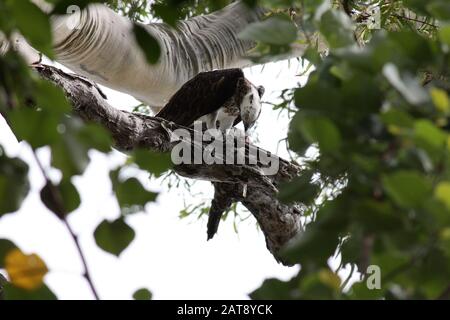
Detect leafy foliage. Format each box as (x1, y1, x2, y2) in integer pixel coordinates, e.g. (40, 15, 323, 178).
(2, 0, 53, 57)
(0, 148, 29, 217)
(247, 0, 450, 300)
(133, 23, 161, 64)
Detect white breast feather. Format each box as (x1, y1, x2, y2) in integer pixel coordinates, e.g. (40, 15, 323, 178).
(240, 85, 262, 131)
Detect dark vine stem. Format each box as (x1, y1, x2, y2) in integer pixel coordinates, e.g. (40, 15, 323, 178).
(391, 13, 438, 29)
(31, 150, 100, 300)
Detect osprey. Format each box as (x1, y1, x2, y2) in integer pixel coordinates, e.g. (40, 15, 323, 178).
(156, 69, 264, 241)
(156, 68, 265, 136)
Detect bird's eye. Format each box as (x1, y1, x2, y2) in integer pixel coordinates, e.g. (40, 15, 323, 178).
(257, 86, 265, 98)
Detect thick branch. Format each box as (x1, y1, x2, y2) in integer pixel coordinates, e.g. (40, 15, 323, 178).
(35, 64, 303, 265)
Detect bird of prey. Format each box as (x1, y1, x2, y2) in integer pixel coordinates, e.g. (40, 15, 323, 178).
(156, 68, 265, 241)
(156, 68, 265, 136)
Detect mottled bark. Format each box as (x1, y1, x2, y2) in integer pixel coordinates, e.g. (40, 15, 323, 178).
(35, 64, 303, 265)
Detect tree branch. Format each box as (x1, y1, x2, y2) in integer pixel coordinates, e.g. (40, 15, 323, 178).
(34, 64, 304, 265)
(31, 148, 99, 299)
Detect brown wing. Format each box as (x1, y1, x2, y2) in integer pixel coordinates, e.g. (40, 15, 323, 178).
(156, 68, 245, 127)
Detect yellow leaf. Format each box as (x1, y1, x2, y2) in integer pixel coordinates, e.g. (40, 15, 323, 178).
(387, 125, 401, 135)
(435, 182, 450, 211)
(318, 269, 341, 291)
(5, 249, 48, 290)
(430, 88, 450, 113)
(440, 228, 450, 241)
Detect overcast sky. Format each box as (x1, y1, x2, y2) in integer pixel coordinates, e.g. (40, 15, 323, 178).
(0, 59, 356, 299)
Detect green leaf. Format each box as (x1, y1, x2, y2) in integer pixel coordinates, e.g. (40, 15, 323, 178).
(0, 149, 30, 217)
(40, 182, 62, 218)
(282, 227, 340, 265)
(294, 81, 342, 113)
(427, 1, 450, 20)
(352, 200, 402, 233)
(242, 0, 258, 8)
(348, 281, 385, 300)
(298, 269, 341, 299)
(435, 182, 450, 210)
(403, 0, 429, 14)
(94, 218, 135, 256)
(414, 119, 447, 150)
(133, 288, 152, 300)
(292, 113, 342, 153)
(439, 25, 450, 45)
(116, 178, 157, 211)
(51, 120, 90, 178)
(76, 123, 112, 153)
(380, 109, 415, 130)
(382, 171, 432, 208)
(40, 180, 80, 217)
(50, 0, 102, 15)
(282, 197, 349, 265)
(319, 10, 354, 49)
(132, 149, 172, 177)
(133, 24, 161, 64)
(6, 0, 53, 58)
(9, 109, 60, 149)
(0, 239, 17, 268)
(151, 2, 180, 26)
(239, 15, 297, 46)
(110, 169, 157, 214)
(3, 283, 57, 300)
(278, 170, 320, 205)
(51, 139, 89, 178)
(430, 88, 450, 114)
(34, 80, 71, 115)
(250, 278, 296, 300)
(52, 118, 112, 178)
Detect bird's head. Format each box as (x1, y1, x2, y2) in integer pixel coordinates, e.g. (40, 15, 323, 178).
(240, 84, 265, 133)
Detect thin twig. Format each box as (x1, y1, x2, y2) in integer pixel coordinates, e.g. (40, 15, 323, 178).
(392, 14, 438, 29)
(31, 150, 100, 300)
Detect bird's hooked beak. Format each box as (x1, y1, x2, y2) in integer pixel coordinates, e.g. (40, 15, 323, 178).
(243, 122, 253, 144)
(244, 121, 255, 135)
(244, 122, 250, 133)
